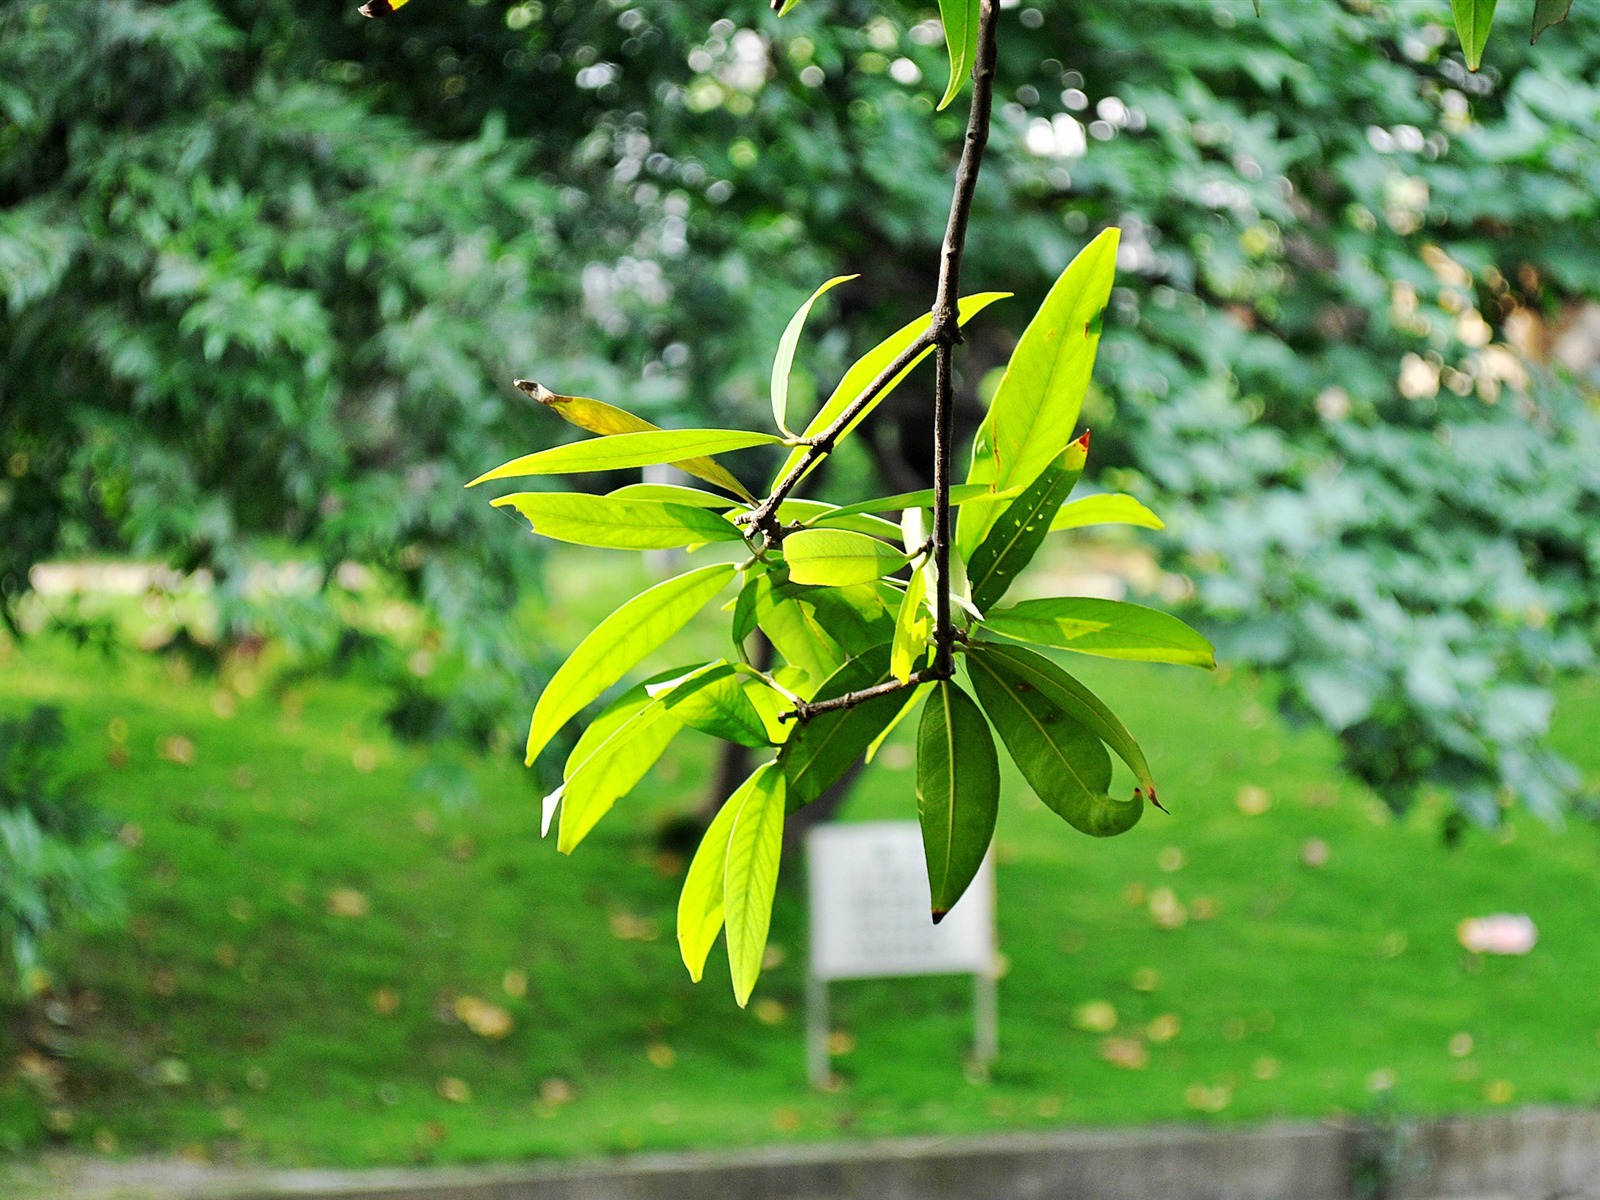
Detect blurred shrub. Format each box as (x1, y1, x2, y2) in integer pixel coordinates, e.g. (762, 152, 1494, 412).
(0, 707, 120, 992)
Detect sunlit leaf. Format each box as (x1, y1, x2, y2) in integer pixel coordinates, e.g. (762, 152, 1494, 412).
(514, 382, 757, 501)
(470, 428, 780, 486)
(967, 437, 1087, 613)
(1532, 0, 1573, 41)
(890, 562, 931, 683)
(1452, 0, 1499, 68)
(608, 483, 739, 509)
(750, 571, 847, 686)
(676, 780, 742, 983)
(917, 681, 998, 917)
(660, 662, 773, 747)
(771, 292, 1010, 489)
(358, 0, 411, 17)
(984, 597, 1215, 668)
(970, 641, 1158, 803)
(937, 0, 980, 111)
(721, 762, 787, 1006)
(523, 563, 736, 766)
(777, 498, 904, 540)
(959, 231, 1119, 559)
(784, 528, 907, 587)
(804, 581, 897, 653)
(823, 484, 1017, 521)
(967, 646, 1142, 838)
(866, 681, 931, 762)
(779, 646, 901, 808)
(773, 275, 856, 435)
(491, 493, 744, 550)
(1050, 493, 1165, 533)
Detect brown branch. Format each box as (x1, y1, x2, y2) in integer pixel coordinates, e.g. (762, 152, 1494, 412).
(930, 0, 1000, 678)
(779, 671, 934, 724)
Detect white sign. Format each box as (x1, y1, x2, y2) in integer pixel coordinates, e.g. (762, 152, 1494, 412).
(807, 821, 996, 980)
(804, 821, 998, 1084)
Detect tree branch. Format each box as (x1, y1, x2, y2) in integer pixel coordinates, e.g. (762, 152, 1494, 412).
(779, 670, 934, 724)
(931, 0, 1000, 678)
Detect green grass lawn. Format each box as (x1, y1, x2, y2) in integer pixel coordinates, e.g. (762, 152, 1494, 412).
(2, 556, 1599, 1168)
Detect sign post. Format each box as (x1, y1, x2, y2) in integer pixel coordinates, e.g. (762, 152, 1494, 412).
(805, 820, 997, 1087)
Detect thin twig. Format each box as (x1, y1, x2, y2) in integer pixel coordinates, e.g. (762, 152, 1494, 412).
(780, 671, 933, 724)
(930, 0, 1001, 678)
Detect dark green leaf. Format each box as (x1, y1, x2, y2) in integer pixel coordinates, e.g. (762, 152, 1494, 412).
(917, 681, 998, 918)
(779, 646, 901, 809)
(967, 648, 1142, 838)
(1533, 0, 1573, 41)
(751, 571, 847, 686)
(984, 597, 1216, 668)
(970, 641, 1158, 803)
(967, 436, 1088, 613)
(660, 662, 773, 747)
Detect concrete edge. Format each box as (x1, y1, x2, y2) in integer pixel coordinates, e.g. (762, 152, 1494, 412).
(10, 1104, 1600, 1200)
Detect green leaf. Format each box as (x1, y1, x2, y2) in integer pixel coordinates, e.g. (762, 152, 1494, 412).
(514, 382, 756, 501)
(779, 646, 902, 809)
(824, 484, 1017, 521)
(523, 563, 736, 766)
(969, 641, 1158, 803)
(771, 291, 1010, 490)
(966, 648, 1142, 838)
(1532, 0, 1573, 41)
(676, 780, 741, 983)
(958, 231, 1119, 560)
(731, 573, 762, 661)
(936, 0, 980, 111)
(890, 562, 931, 683)
(491, 493, 744, 550)
(554, 669, 707, 852)
(1451, 0, 1499, 68)
(967, 437, 1087, 613)
(1050, 493, 1165, 533)
(775, 0, 802, 14)
(721, 762, 786, 1006)
(607, 483, 739, 509)
(660, 662, 773, 747)
(784, 528, 907, 587)
(802, 581, 897, 654)
(773, 275, 856, 436)
(777, 498, 904, 540)
(917, 681, 999, 918)
(984, 597, 1215, 667)
(750, 571, 847, 686)
(469, 428, 781, 486)
(866, 682, 931, 763)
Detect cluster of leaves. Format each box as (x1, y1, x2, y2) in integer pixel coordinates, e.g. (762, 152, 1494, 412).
(475, 233, 1212, 1003)
(0, 708, 121, 991)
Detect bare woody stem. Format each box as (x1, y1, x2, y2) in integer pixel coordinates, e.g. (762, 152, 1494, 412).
(758, 0, 1002, 719)
(930, 0, 1000, 678)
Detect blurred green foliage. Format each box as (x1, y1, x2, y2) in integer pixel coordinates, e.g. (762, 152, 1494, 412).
(2, 0, 1598, 821)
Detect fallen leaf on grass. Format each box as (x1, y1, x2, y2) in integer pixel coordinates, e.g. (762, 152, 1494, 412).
(326, 888, 370, 918)
(1147, 1014, 1181, 1044)
(371, 988, 400, 1016)
(453, 995, 514, 1039)
(502, 969, 527, 998)
(1099, 1037, 1148, 1070)
(437, 1077, 472, 1103)
(159, 735, 196, 766)
(1072, 1001, 1117, 1033)
(646, 1043, 676, 1069)
(1184, 1083, 1232, 1112)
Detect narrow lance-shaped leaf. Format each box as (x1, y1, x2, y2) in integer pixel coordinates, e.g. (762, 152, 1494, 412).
(917, 681, 999, 919)
(514, 381, 756, 502)
(958, 230, 1119, 559)
(607, 483, 739, 509)
(676, 774, 744, 983)
(983, 596, 1216, 668)
(776, 498, 904, 540)
(658, 662, 773, 748)
(866, 681, 931, 763)
(1532, 0, 1573, 42)
(967, 647, 1142, 838)
(779, 645, 902, 809)
(751, 571, 847, 686)
(1050, 492, 1165, 533)
(971, 641, 1158, 804)
(772, 275, 856, 436)
(1451, 0, 1499, 69)
(890, 562, 931, 683)
(967, 435, 1088, 613)
(772, 292, 1010, 490)
(784, 528, 907, 587)
(822, 483, 1018, 521)
(522, 563, 736, 767)
(491, 493, 743, 551)
(722, 762, 787, 1006)
(469, 427, 781, 486)
(936, 0, 980, 111)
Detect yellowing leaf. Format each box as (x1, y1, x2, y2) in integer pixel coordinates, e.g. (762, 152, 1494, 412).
(515, 381, 756, 501)
(524, 564, 735, 767)
(470, 428, 780, 486)
(491, 493, 743, 550)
